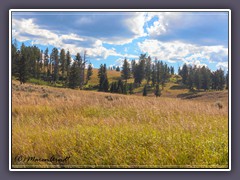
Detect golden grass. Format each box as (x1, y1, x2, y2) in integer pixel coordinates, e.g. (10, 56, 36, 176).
(11, 80, 229, 168)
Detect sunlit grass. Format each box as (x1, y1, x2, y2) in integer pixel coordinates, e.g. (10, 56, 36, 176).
(12, 80, 228, 168)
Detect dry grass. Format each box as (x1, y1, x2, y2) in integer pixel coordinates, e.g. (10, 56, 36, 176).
(11, 80, 229, 168)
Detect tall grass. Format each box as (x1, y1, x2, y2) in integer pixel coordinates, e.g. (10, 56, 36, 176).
(12, 81, 228, 168)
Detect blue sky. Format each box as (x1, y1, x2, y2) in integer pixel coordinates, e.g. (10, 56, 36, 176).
(12, 11, 229, 71)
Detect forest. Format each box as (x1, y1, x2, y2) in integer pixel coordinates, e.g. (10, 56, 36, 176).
(11, 41, 228, 96)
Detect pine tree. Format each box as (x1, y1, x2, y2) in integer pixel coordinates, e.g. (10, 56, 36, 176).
(12, 39, 18, 76)
(201, 66, 211, 91)
(60, 48, 66, 79)
(134, 59, 145, 84)
(145, 56, 152, 85)
(18, 43, 30, 84)
(181, 63, 188, 85)
(44, 48, 49, 77)
(131, 60, 136, 75)
(51, 48, 59, 82)
(143, 85, 147, 96)
(86, 63, 93, 84)
(116, 66, 120, 71)
(68, 61, 80, 89)
(98, 64, 109, 92)
(75, 53, 82, 88)
(187, 66, 194, 90)
(155, 84, 161, 97)
(121, 58, 131, 82)
(66, 50, 71, 84)
(151, 63, 157, 86)
(170, 66, 174, 75)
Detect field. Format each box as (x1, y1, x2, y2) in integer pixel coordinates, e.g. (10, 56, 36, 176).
(11, 72, 229, 169)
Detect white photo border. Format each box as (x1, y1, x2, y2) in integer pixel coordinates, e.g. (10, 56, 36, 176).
(9, 9, 231, 171)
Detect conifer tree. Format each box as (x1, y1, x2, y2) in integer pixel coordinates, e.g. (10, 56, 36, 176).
(151, 63, 157, 86)
(98, 64, 109, 92)
(181, 63, 188, 85)
(121, 58, 131, 82)
(86, 63, 93, 84)
(18, 43, 30, 84)
(155, 84, 161, 97)
(145, 56, 152, 85)
(68, 61, 80, 89)
(60, 48, 66, 79)
(143, 85, 147, 96)
(201, 66, 211, 91)
(226, 71, 229, 90)
(51, 48, 59, 82)
(66, 50, 71, 84)
(44, 48, 49, 77)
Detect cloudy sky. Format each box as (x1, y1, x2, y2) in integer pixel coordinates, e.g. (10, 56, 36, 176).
(12, 11, 229, 71)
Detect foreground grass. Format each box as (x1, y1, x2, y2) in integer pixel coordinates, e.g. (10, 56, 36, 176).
(12, 81, 228, 168)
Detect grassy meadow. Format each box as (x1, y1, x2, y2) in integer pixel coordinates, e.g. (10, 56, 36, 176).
(11, 70, 229, 169)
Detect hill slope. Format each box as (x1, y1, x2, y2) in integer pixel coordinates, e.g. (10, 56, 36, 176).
(12, 80, 228, 168)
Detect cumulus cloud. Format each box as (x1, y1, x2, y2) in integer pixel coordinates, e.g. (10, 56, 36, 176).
(138, 39, 228, 64)
(216, 62, 228, 70)
(12, 17, 139, 60)
(145, 12, 228, 46)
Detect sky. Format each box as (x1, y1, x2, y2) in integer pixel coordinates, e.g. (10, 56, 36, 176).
(11, 11, 229, 72)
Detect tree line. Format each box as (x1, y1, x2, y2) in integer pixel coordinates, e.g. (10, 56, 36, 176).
(98, 53, 174, 97)
(11, 41, 93, 89)
(178, 63, 228, 91)
(12, 41, 228, 97)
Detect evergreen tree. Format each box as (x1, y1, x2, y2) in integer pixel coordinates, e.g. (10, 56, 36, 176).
(75, 53, 82, 88)
(68, 61, 80, 89)
(133, 58, 145, 84)
(12, 39, 18, 76)
(194, 68, 202, 90)
(226, 71, 229, 90)
(151, 63, 157, 86)
(66, 50, 71, 84)
(117, 79, 124, 93)
(170, 66, 174, 75)
(116, 66, 120, 71)
(121, 58, 131, 82)
(60, 48, 66, 79)
(51, 48, 59, 82)
(181, 63, 188, 85)
(201, 66, 211, 91)
(143, 85, 147, 96)
(145, 56, 152, 84)
(44, 48, 49, 76)
(131, 60, 136, 75)
(18, 43, 30, 84)
(155, 84, 161, 97)
(217, 69, 225, 90)
(86, 63, 93, 84)
(98, 64, 109, 92)
(187, 66, 194, 90)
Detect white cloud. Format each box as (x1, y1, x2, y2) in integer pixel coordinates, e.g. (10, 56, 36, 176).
(216, 62, 228, 69)
(138, 39, 228, 64)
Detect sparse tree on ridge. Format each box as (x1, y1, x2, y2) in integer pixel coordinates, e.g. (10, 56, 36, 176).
(121, 58, 131, 82)
(86, 63, 93, 84)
